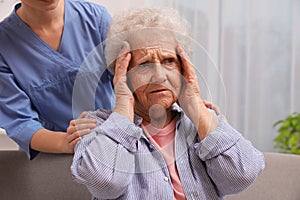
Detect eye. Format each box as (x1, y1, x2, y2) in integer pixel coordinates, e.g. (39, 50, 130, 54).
(139, 62, 151, 67)
(162, 57, 177, 66)
(163, 58, 176, 65)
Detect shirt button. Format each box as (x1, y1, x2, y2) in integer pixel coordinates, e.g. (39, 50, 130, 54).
(163, 176, 169, 182)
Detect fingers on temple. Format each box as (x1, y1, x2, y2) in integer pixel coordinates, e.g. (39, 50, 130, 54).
(176, 45, 196, 81)
(114, 53, 131, 84)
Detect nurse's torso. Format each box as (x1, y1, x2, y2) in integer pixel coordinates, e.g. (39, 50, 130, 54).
(0, 0, 114, 131)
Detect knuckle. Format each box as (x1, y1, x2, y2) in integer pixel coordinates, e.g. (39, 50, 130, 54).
(66, 126, 72, 134)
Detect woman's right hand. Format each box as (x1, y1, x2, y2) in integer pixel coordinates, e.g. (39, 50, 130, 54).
(113, 45, 135, 122)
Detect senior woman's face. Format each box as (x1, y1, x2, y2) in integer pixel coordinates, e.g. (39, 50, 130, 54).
(127, 47, 182, 118)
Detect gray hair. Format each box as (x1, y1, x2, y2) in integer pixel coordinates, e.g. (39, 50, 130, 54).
(104, 7, 192, 72)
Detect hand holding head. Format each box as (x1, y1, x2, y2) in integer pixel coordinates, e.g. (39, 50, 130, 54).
(113, 43, 135, 122)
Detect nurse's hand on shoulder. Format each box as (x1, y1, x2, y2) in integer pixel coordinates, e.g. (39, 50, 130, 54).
(31, 111, 96, 154)
(202, 99, 221, 115)
(64, 111, 97, 152)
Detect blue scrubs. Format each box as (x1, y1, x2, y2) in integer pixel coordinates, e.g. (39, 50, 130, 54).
(0, 0, 115, 159)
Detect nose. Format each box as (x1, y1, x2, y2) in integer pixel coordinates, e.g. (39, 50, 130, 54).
(150, 63, 167, 84)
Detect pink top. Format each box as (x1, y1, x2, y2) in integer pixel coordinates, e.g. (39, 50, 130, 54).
(142, 118, 186, 200)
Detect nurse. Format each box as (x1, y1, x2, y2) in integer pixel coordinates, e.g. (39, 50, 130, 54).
(0, 0, 115, 159)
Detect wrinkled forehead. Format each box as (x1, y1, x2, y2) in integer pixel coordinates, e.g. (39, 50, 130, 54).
(127, 28, 177, 54)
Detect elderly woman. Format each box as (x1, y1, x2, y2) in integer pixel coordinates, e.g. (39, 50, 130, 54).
(71, 8, 264, 200)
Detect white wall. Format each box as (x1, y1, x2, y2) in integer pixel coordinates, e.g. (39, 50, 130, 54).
(0, 128, 19, 150)
(0, 0, 19, 20)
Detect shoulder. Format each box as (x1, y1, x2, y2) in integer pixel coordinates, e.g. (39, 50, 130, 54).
(0, 5, 16, 33)
(65, 0, 111, 38)
(0, 7, 19, 53)
(86, 109, 113, 125)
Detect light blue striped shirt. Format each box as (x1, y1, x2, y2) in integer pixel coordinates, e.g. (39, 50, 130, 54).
(71, 108, 265, 200)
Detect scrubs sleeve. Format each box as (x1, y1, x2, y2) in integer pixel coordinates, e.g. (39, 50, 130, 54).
(98, 6, 112, 42)
(0, 58, 43, 159)
(96, 6, 114, 84)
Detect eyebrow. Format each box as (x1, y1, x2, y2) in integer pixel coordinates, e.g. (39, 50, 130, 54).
(134, 49, 177, 63)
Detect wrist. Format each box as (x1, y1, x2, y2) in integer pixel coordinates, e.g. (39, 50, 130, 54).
(196, 108, 219, 140)
(114, 98, 134, 122)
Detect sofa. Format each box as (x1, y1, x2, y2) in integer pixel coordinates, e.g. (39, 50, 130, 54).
(0, 151, 299, 200)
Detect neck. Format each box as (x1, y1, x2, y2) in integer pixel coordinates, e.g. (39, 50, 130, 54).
(149, 111, 176, 129)
(17, 0, 64, 30)
(136, 104, 176, 129)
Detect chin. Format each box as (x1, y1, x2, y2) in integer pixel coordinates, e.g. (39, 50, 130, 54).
(149, 102, 173, 113)
(39, 0, 60, 10)
(148, 105, 167, 120)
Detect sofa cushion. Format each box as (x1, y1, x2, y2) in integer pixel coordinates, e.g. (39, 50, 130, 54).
(0, 151, 90, 200)
(225, 152, 300, 200)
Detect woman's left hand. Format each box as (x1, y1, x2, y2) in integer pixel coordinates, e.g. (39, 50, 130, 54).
(177, 46, 218, 140)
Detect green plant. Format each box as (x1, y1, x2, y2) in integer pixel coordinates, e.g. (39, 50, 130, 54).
(273, 112, 300, 155)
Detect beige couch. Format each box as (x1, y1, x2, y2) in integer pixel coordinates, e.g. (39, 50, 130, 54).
(0, 151, 299, 200)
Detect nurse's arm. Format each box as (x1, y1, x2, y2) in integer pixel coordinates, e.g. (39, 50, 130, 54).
(30, 113, 96, 153)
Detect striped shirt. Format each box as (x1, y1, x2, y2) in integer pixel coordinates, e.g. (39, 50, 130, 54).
(71, 108, 265, 200)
